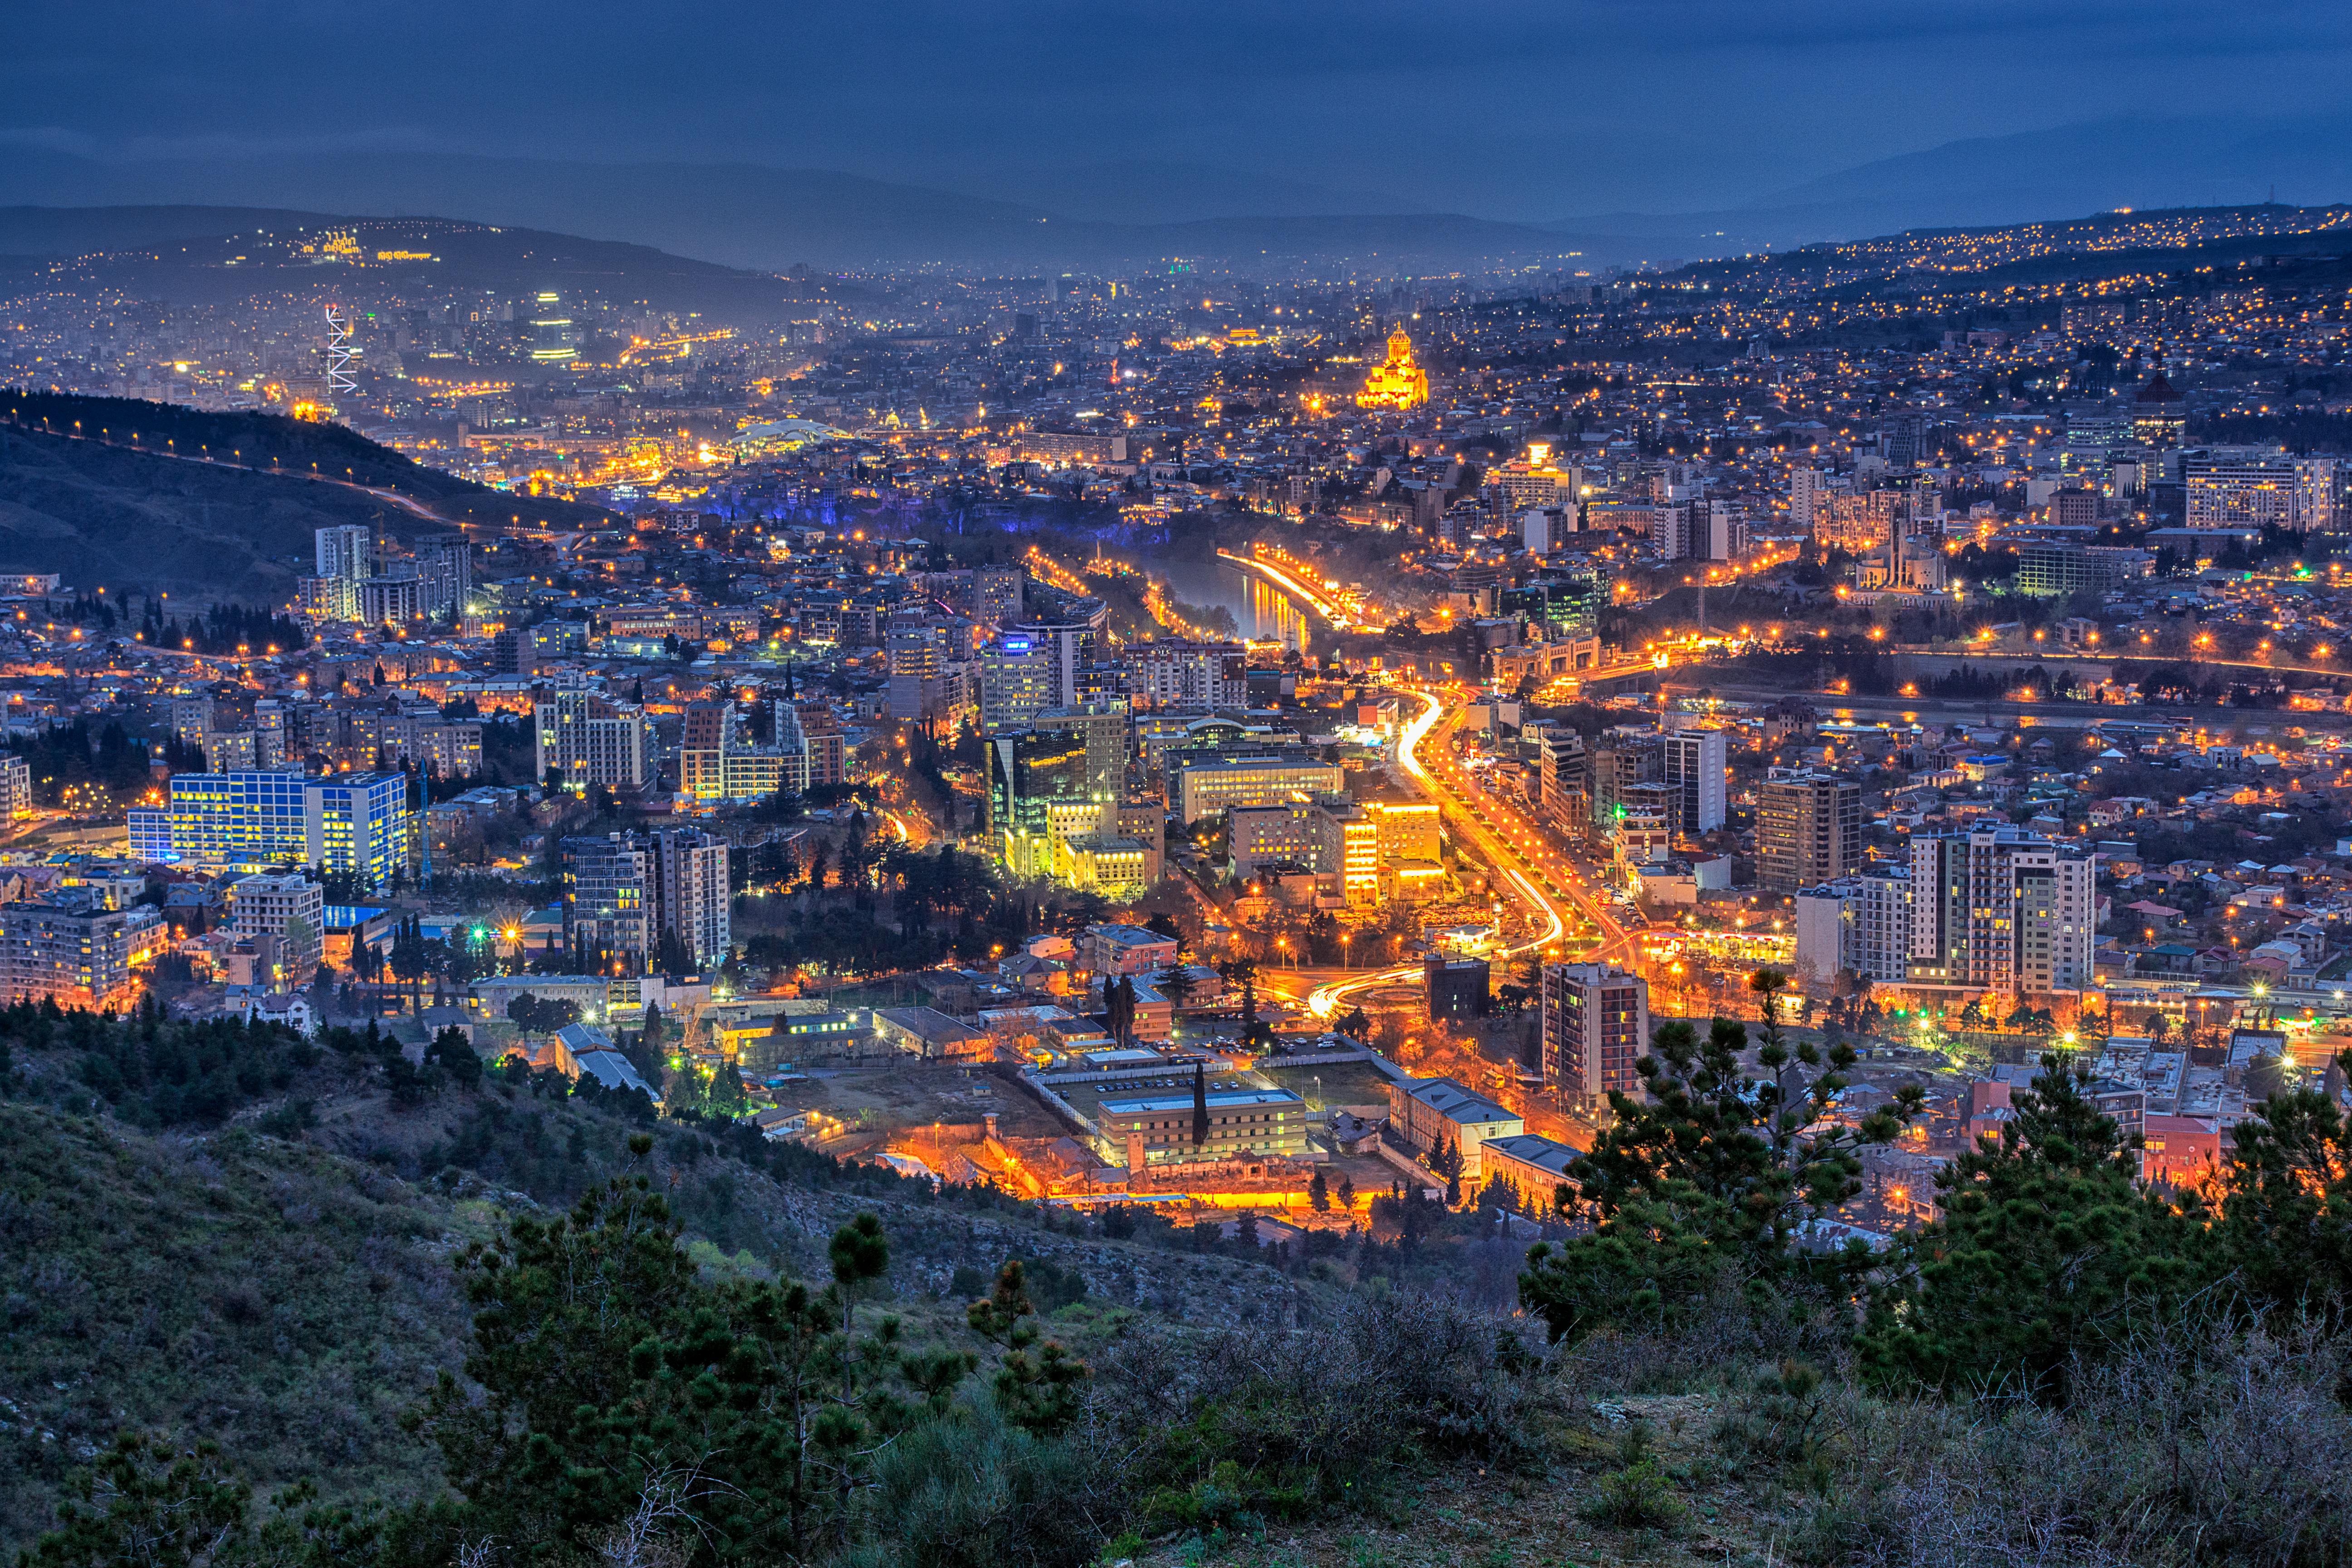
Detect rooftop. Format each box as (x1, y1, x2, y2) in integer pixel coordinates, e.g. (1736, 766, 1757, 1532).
(1099, 1087, 1305, 1115)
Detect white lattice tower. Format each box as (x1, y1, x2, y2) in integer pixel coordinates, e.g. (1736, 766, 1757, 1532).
(323, 304, 358, 401)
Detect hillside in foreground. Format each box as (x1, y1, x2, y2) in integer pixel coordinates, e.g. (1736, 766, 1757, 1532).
(0, 1103, 480, 1552)
(0, 1014, 1305, 1560)
(6, 1004, 2352, 1568)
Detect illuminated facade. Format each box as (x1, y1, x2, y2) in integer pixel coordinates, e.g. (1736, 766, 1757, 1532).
(1171, 754, 1344, 824)
(1355, 328, 1430, 411)
(536, 691, 651, 789)
(1540, 961, 1651, 1111)
(1097, 1087, 1307, 1167)
(0, 902, 165, 1010)
(987, 727, 1098, 878)
(135, 772, 412, 889)
(680, 702, 809, 804)
(1314, 798, 1381, 907)
(562, 833, 648, 963)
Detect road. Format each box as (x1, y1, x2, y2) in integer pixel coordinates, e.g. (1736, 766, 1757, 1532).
(1399, 689, 1640, 965)
(14, 422, 541, 539)
(1670, 677, 2352, 732)
(1214, 548, 1363, 632)
(1306, 686, 1620, 1020)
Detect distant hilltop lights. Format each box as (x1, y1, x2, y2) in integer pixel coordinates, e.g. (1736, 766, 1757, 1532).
(1355, 327, 1429, 412)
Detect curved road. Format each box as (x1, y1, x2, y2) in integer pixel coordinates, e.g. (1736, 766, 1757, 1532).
(1308, 687, 1618, 1020)
(10, 421, 549, 539)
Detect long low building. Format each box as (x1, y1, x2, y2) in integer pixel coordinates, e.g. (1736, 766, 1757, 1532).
(872, 1005, 990, 1059)
(1170, 753, 1343, 824)
(1096, 1084, 1307, 1167)
(1387, 1075, 1524, 1180)
(1478, 1132, 1584, 1214)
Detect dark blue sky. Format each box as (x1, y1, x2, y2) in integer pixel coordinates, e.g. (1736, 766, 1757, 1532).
(5, 1, 2349, 218)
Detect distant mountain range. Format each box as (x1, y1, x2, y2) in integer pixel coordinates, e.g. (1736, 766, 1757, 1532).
(0, 148, 1593, 273)
(1546, 114, 2352, 256)
(0, 114, 2348, 274)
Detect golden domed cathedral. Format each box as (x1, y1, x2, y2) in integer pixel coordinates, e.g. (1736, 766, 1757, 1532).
(1355, 327, 1429, 411)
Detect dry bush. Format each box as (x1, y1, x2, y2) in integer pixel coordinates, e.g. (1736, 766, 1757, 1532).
(1793, 1314, 2352, 1568)
(1084, 1284, 1548, 1526)
(1555, 1268, 1858, 1404)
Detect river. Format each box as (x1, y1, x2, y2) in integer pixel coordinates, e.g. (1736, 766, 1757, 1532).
(1149, 554, 1317, 652)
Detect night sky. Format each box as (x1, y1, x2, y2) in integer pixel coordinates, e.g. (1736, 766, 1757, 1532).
(5, 1, 2350, 219)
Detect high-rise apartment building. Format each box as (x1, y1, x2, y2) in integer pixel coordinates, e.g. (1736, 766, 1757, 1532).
(413, 537, 473, 617)
(0, 754, 29, 820)
(225, 871, 326, 980)
(1793, 866, 1914, 987)
(535, 691, 650, 789)
(0, 902, 164, 1010)
(793, 703, 845, 788)
(561, 834, 648, 963)
(1757, 770, 1860, 891)
(305, 525, 372, 621)
(975, 566, 1024, 625)
(1793, 831, 2098, 999)
(1008, 610, 1104, 708)
(2184, 451, 2338, 532)
(681, 702, 808, 804)
(978, 636, 1055, 731)
(1540, 962, 1651, 1111)
(649, 828, 731, 971)
(315, 525, 372, 584)
(1122, 640, 1248, 710)
(1586, 736, 1657, 833)
(1536, 729, 1588, 824)
(886, 632, 944, 721)
(1908, 828, 2098, 994)
(1661, 728, 1729, 834)
(1788, 467, 1825, 533)
(360, 573, 425, 627)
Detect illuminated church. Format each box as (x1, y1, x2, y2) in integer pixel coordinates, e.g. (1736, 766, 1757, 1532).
(1355, 327, 1430, 411)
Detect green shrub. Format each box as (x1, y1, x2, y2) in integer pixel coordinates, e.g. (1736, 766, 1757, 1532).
(1577, 1458, 1687, 1531)
(868, 1403, 1117, 1568)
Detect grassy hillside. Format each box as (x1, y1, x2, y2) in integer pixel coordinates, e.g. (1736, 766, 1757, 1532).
(12, 1002, 2352, 1568)
(0, 1009, 1309, 1559)
(0, 1104, 481, 1553)
(0, 391, 613, 599)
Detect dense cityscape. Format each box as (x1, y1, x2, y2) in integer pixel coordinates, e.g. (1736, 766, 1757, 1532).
(6, 11, 2352, 1557)
(3, 202, 2351, 1208)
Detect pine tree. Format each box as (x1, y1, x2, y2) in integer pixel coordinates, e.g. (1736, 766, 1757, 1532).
(1309, 1167, 1330, 1211)
(1858, 1053, 2195, 1403)
(1156, 958, 1197, 1011)
(1520, 970, 1924, 1347)
(1191, 1061, 1210, 1148)
(2207, 1049, 2352, 1328)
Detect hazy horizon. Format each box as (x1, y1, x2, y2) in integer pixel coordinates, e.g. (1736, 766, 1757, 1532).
(9, 2, 2352, 225)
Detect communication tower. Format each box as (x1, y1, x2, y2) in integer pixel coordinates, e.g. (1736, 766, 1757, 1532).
(323, 304, 358, 402)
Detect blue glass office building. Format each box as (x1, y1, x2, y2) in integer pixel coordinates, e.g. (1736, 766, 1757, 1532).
(152, 772, 412, 888)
